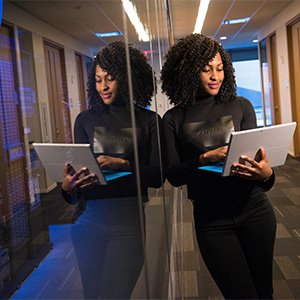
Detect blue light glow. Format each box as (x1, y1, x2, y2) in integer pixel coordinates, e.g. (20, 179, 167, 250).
(0, 0, 2, 26)
(198, 163, 224, 173)
(222, 17, 251, 25)
(95, 31, 123, 38)
(103, 170, 132, 181)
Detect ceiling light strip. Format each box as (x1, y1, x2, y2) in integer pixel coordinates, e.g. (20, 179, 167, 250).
(95, 32, 122, 38)
(122, 0, 150, 42)
(193, 0, 211, 33)
(222, 17, 250, 25)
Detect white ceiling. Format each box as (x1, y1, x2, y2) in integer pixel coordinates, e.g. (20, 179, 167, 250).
(6, 0, 294, 53)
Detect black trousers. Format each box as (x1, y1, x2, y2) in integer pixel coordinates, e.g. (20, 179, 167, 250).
(193, 191, 277, 299)
(72, 196, 145, 299)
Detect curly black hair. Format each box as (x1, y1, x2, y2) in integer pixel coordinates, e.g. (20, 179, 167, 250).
(88, 41, 155, 110)
(161, 33, 236, 107)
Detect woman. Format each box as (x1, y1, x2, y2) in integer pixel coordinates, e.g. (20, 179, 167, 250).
(61, 41, 164, 299)
(62, 41, 163, 201)
(161, 33, 276, 299)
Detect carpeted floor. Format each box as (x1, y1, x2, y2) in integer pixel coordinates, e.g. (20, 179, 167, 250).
(165, 155, 300, 299)
(10, 155, 300, 299)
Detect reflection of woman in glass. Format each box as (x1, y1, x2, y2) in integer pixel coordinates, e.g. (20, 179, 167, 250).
(161, 33, 276, 299)
(61, 41, 163, 299)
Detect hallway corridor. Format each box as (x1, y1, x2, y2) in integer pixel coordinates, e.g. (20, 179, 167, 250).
(10, 156, 300, 299)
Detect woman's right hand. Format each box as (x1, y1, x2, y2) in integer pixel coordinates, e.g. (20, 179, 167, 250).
(61, 163, 99, 193)
(198, 146, 228, 166)
(96, 155, 130, 171)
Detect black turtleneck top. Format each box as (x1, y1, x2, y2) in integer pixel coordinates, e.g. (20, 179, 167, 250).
(162, 96, 275, 220)
(73, 105, 164, 200)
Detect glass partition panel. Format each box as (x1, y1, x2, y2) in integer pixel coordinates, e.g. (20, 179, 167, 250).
(5, 1, 297, 298)
(121, 1, 172, 298)
(17, 27, 44, 209)
(2, 0, 174, 299)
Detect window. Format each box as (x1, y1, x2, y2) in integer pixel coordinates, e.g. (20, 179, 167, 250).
(229, 47, 265, 126)
(233, 59, 264, 126)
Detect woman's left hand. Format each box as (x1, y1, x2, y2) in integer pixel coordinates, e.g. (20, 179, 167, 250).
(230, 147, 273, 181)
(97, 155, 130, 171)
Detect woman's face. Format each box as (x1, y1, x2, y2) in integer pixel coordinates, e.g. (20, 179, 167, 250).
(199, 52, 224, 96)
(95, 65, 118, 105)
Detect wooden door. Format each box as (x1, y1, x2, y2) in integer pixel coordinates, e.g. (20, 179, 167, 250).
(75, 53, 88, 111)
(269, 34, 281, 124)
(288, 19, 300, 156)
(44, 43, 72, 143)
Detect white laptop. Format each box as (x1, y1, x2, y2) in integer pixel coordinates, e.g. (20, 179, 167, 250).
(32, 143, 108, 184)
(33, 143, 134, 184)
(198, 122, 297, 176)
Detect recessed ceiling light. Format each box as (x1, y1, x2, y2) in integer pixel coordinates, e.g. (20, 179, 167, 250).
(222, 17, 251, 25)
(253, 39, 258, 43)
(95, 31, 123, 38)
(220, 36, 227, 40)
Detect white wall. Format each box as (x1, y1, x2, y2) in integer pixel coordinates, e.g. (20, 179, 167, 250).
(31, 33, 52, 143)
(3, 2, 93, 141)
(65, 48, 82, 137)
(3, 2, 96, 190)
(257, 0, 300, 124)
(3, 2, 93, 57)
